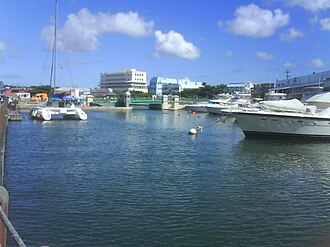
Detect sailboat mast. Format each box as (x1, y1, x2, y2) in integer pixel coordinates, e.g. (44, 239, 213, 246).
(49, 0, 58, 97)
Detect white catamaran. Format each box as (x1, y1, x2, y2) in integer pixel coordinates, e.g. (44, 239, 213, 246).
(29, 0, 87, 121)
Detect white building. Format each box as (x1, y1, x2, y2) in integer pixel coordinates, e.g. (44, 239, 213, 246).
(99, 69, 148, 93)
(149, 77, 203, 96)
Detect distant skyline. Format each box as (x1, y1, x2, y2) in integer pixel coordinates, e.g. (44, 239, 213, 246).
(1, 0, 330, 88)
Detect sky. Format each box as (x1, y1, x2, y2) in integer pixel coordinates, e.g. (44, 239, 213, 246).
(1, 0, 330, 88)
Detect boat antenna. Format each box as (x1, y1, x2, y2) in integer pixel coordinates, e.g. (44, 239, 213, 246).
(49, 0, 58, 98)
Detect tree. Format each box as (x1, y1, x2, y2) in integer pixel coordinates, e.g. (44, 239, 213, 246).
(178, 84, 228, 99)
(28, 85, 52, 96)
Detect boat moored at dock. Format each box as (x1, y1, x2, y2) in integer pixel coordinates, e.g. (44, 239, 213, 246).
(29, 105, 87, 121)
(231, 92, 330, 139)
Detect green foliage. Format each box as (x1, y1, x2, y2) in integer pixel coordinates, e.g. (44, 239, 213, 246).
(178, 84, 228, 99)
(28, 85, 52, 96)
(129, 91, 153, 97)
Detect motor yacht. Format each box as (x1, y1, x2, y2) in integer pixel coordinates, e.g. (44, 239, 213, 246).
(230, 92, 330, 139)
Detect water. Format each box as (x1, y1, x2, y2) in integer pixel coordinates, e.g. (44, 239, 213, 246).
(4, 110, 330, 247)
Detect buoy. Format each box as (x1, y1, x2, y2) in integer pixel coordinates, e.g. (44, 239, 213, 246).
(189, 128, 198, 135)
(192, 111, 196, 115)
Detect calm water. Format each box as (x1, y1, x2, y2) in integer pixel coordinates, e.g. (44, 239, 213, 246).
(4, 110, 330, 247)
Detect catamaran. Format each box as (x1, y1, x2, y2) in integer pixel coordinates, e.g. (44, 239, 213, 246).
(29, 0, 87, 121)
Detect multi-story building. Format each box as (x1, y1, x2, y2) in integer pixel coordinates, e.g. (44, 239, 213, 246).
(99, 69, 148, 93)
(226, 82, 254, 94)
(149, 77, 203, 96)
(273, 70, 330, 99)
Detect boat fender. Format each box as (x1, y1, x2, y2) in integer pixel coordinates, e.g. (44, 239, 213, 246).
(189, 128, 198, 135)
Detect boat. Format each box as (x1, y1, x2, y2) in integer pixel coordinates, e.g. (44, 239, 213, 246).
(205, 93, 252, 115)
(29, 0, 87, 121)
(182, 101, 210, 113)
(183, 94, 233, 113)
(230, 91, 330, 139)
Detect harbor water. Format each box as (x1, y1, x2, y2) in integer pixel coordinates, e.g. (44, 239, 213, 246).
(4, 110, 330, 246)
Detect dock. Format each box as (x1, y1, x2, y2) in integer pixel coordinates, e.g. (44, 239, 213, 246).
(8, 103, 22, 121)
(8, 111, 22, 121)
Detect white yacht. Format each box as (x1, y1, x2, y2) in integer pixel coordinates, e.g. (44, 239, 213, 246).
(182, 101, 210, 113)
(206, 93, 252, 115)
(183, 94, 232, 113)
(231, 92, 330, 139)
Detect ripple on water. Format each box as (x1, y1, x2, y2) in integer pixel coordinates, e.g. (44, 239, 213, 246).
(4, 111, 330, 246)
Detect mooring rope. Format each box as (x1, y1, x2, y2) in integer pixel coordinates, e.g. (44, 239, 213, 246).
(0, 204, 27, 247)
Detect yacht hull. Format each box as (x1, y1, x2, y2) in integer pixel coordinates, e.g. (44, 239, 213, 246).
(233, 111, 330, 139)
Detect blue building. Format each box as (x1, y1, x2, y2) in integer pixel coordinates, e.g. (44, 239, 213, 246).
(149, 77, 203, 96)
(273, 70, 330, 99)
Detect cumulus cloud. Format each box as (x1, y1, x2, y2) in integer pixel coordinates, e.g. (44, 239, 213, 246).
(286, 0, 330, 12)
(256, 51, 275, 60)
(0, 41, 6, 52)
(283, 62, 296, 68)
(320, 17, 330, 30)
(219, 4, 289, 38)
(41, 9, 155, 52)
(154, 30, 200, 60)
(309, 58, 325, 67)
(280, 28, 303, 41)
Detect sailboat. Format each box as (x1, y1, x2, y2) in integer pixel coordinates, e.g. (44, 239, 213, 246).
(29, 0, 87, 121)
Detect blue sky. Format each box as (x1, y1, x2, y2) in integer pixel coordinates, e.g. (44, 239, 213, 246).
(1, 0, 330, 88)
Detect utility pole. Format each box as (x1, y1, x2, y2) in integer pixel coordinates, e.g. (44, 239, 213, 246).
(284, 69, 290, 82)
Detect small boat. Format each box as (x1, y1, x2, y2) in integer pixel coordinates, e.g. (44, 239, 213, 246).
(231, 91, 330, 139)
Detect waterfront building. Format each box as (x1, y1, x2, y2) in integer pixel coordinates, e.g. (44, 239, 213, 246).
(226, 82, 254, 94)
(273, 70, 330, 99)
(55, 87, 91, 97)
(99, 69, 148, 93)
(149, 77, 203, 96)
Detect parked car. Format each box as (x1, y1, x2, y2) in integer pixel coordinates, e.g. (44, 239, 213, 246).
(89, 102, 103, 107)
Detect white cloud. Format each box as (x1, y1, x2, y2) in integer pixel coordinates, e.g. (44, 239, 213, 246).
(309, 58, 326, 67)
(221, 50, 233, 59)
(154, 30, 200, 60)
(280, 28, 303, 41)
(320, 17, 330, 30)
(256, 51, 275, 60)
(286, 0, 330, 12)
(0, 41, 6, 52)
(41, 9, 155, 52)
(283, 62, 296, 68)
(219, 4, 289, 38)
